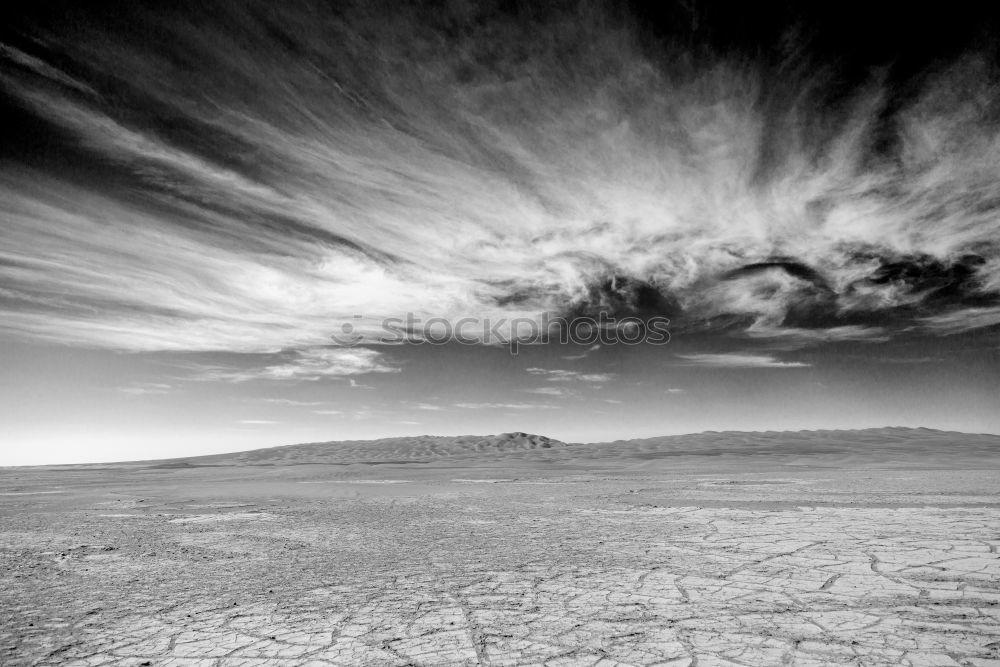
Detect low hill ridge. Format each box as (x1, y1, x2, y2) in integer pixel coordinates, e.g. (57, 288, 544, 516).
(18, 427, 1000, 469)
(167, 431, 570, 466)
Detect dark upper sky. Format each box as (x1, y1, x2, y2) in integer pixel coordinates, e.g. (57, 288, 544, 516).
(1, 0, 999, 463)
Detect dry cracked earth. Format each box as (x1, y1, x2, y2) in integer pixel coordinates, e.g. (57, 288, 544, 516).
(2, 429, 1000, 666)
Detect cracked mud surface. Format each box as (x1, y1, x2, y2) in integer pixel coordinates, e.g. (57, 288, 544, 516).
(2, 446, 1000, 666)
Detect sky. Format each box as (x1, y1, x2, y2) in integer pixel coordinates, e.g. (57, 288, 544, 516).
(1, 0, 999, 464)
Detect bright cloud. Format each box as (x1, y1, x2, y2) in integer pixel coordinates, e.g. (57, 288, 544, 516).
(0, 2, 998, 360)
(676, 354, 811, 369)
(195, 348, 398, 382)
(523, 387, 568, 396)
(526, 368, 615, 383)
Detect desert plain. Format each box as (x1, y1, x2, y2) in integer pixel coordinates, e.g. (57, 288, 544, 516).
(2, 427, 999, 666)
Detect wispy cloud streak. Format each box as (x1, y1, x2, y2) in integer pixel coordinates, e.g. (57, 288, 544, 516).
(526, 368, 615, 383)
(676, 354, 811, 369)
(193, 348, 398, 382)
(1, 1, 998, 358)
(454, 403, 557, 410)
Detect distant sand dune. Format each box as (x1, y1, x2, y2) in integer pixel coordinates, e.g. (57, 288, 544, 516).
(113, 427, 1000, 470)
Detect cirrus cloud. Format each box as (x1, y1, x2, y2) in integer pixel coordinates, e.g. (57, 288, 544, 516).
(193, 348, 398, 382)
(676, 353, 811, 369)
(1, 1, 998, 362)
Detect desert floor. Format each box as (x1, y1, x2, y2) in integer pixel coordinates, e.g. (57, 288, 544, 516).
(2, 433, 999, 666)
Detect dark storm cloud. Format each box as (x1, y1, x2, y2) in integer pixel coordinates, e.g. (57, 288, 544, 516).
(1, 0, 999, 365)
